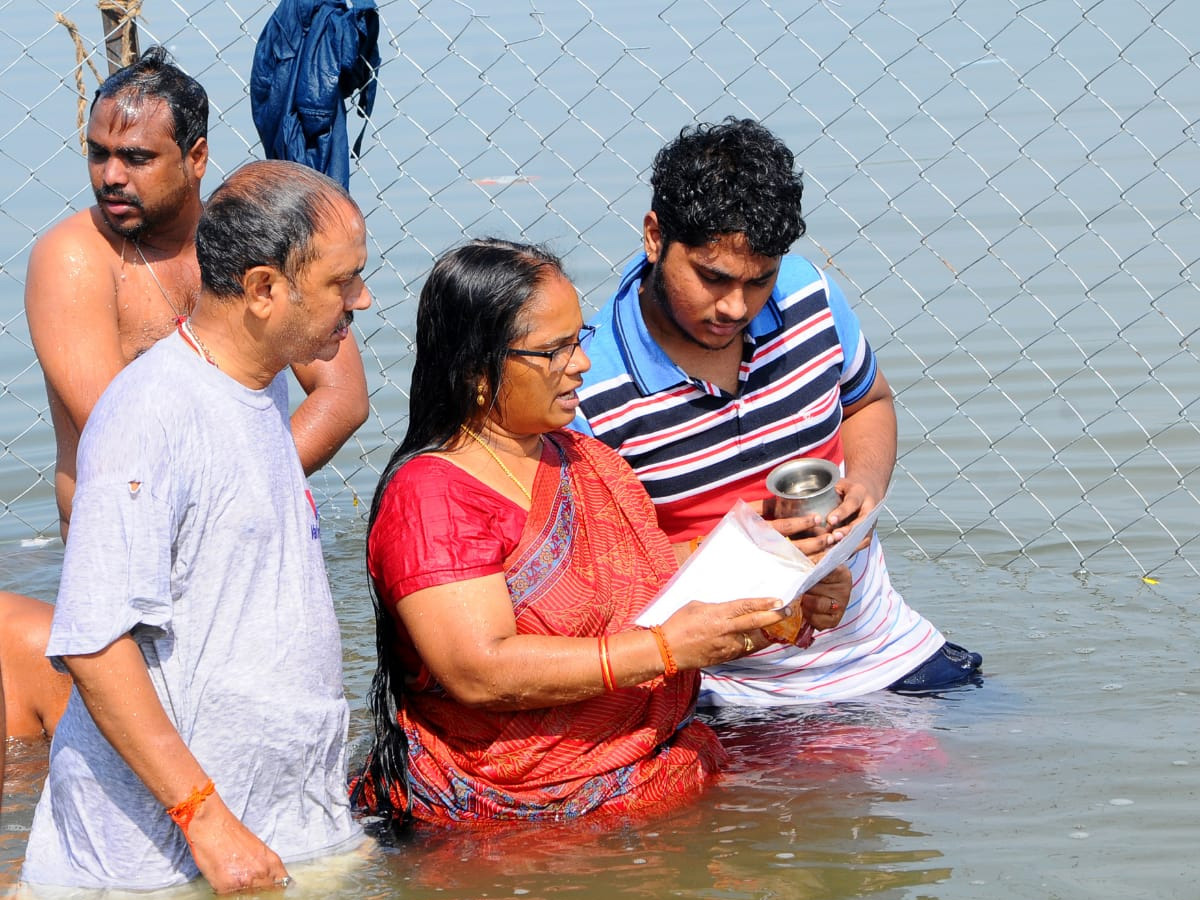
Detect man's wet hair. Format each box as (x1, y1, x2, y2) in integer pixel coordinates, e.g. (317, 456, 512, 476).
(196, 160, 359, 299)
(650, 117, 806, 258)
(92, 45, 208, 155)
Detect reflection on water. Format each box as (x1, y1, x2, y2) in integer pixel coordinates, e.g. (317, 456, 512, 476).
(357, 699, 959, 900)
(1, 737, 49, 886)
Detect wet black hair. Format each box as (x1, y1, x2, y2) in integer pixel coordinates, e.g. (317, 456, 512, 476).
(650, 117, 806, 258)
(352, 238, 565, 823)
(92, 45, 208, 155)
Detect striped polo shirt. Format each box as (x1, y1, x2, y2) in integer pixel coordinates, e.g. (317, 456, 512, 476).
(575, 252, 944, 705)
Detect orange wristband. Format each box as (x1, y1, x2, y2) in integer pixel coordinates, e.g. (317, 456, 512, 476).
(598, 635, 617, 691)
(649, 625, 678, 677)
(167, 778, 215, 838)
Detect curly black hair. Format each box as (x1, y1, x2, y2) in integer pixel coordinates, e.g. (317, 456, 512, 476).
(650, 117, 805, 258)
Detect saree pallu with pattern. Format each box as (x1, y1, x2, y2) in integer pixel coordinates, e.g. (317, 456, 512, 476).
(386, 430, 726, 824)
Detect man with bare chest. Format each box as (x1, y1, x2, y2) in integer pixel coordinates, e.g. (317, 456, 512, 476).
(25, 46, 369, 541)
(2, 47, 370, 742)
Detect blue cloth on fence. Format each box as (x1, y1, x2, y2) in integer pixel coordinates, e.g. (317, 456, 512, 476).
(250, 0, 380, 189)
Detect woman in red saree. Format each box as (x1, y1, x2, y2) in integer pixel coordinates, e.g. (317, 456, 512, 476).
(353, 239, 790, 824)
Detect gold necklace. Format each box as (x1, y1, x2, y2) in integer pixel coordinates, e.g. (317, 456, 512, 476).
(460, 425, 539, 503)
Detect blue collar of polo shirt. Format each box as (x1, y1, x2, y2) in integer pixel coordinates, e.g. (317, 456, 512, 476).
(611, 250, 785, 396)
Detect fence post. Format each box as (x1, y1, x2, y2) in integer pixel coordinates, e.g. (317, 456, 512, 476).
(101, 0, 141, 75)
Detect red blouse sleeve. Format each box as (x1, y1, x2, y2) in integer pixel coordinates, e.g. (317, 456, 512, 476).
(367, 455, 527, 601)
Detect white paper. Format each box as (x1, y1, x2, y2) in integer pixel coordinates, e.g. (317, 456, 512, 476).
(634, 498, 884, 626)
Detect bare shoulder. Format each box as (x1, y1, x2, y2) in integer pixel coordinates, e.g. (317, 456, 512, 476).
(0, 591, 71, 739)
(29, 206, 115, 260)
(25, 208, 120, 308)
(24, 207, 128, 387)
(0, 591, 54, 646)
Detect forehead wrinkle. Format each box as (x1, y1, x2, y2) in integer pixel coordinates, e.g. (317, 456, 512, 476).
(90, 95, 175, 145)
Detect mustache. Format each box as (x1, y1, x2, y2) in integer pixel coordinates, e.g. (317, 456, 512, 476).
(96, 187, 143, 208)
(336, 310, 355, 331)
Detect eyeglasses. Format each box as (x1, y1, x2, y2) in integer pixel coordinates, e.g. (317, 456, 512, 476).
(506, 325, 595, 372)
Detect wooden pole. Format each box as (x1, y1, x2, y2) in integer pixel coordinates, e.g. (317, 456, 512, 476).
(101, 1, 141, 75)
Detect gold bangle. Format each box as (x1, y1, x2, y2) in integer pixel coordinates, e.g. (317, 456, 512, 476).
(649, 625, 678, 677)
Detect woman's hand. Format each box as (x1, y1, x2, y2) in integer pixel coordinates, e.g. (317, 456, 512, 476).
(659, 596, 787, 669)
(761, 564, 851, 648)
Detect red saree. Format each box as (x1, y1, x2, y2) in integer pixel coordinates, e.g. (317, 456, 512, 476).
(364, 429, 726, 823)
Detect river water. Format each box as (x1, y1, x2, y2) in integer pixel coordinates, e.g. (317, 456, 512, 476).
(4, 535, 1194, 899)
(1, 0, 1197, 897)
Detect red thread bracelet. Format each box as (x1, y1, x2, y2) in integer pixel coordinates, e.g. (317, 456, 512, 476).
(649, 625, 678, 677)
(166, 778, 215, 839)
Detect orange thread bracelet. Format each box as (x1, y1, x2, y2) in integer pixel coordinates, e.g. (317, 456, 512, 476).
(598, 636, 617, 691)
(167, 778, 215, 838)
(649, 625, 678, 677)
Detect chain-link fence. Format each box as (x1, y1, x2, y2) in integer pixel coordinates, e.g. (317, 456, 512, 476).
(1, 0, 1196, 583)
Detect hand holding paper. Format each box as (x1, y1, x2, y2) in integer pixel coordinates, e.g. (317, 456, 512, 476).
(634, 499, 883, 639)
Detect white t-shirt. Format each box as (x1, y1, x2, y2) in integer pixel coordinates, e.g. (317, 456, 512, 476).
(22, 334, 362, 890)
(698, 533, 944, 705)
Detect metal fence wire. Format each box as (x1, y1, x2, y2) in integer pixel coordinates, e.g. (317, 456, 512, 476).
(0, 1, 1196, 583)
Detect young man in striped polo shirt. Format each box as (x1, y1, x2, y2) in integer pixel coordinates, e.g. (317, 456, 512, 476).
(575, 118, 982, 706)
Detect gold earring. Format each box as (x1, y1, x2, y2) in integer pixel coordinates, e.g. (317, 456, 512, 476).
(476, 386, 486, 407)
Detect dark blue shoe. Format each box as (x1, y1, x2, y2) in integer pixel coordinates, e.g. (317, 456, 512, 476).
(887, 641, 983, 693)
